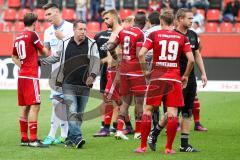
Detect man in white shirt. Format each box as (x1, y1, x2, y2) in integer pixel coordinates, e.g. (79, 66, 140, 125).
(144, 11, 161, 65)
(42, 3, 74, 145)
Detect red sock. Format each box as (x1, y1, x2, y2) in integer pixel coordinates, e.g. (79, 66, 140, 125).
(166, 117, 178, 150)
(104, 104, 113, 126)
(117, 116, 125, 131)
(141, 114, 152, 148)
(193, 99, 200, 123)
(19, 117, 28, 141)
(29, 121, 38, 141)
(135, 120, 141, 133)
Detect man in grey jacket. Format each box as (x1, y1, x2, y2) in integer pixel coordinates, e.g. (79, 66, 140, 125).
(40, 20, 100, 149)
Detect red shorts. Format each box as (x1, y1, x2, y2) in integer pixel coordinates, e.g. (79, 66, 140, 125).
(146, 80, 184, 107)
(18, 78, 41, 106)
(120, 74, 146, 96)
(104, 69, 120, 101)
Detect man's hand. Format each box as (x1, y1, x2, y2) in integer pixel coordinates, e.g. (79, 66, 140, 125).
(201, 74, 207, 88)
(181, 75, 188, 89)
(55, 30, 64, 40)
(55, 81, 63, 87)
(86, 76, 95, 86)
(144, 70, 151, 80)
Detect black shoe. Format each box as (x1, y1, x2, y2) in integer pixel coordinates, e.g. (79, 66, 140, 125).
(110, 127, 117, 134)
(20, 139, 29, 146)
(65, 140, 74, 148)
(123, 126, 134, 135)
(75, 137, 85, 149)
(147, 132, 158, 151)
(180, 145, 199, 152)
(29, 140, 49, 148)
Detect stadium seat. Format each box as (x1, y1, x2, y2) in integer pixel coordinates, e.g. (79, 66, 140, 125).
(0, 0, 4, 7)
(87, 21, 100, 33)
(87, 32, 95, 39)
(137, 0, 149, 9)
(235, 23, 240, 32)
(123, 0, 135, 9)
(14, 21, 25, 32)
(43, 22, 51, 30)
(36, 0, 48, 8)
(205, 22, 218, 33)
(34, 8, 45, 21)
(134, 9, 147, 15)
(101, 23, 108, 31)
(197, 9, 205, 18)
(236, 12, 240, 22)
(18, 8, 31, 21)
(223, 0, 233, 8)
(220, 22, 233, 33)
(0, 22, 3, 31)
(35, 21, 42, 32)
(4, 22, 12, 32)
(3, 9, 17, 21)
(206, 9, 221, 22)
(8, 0, 21, 8)
(65, 0, 76, 9)
(119, 9, 133, 20)
(61, 9, 76, 21)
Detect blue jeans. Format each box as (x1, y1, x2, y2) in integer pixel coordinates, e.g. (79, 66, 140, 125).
(21, 0, 34, 10)
(90, 0, 100, 21)
(63, 84, 90, 143)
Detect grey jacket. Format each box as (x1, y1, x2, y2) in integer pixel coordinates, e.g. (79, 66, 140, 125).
(41, 36, 100, 86)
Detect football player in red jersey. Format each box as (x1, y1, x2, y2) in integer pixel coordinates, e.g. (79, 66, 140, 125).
(93, 9, 123, 137)
(135, 9, 195, 154)
(12, 13, 48, 147)
(148, 9, 207, 153)
(108, 11, 147, 140)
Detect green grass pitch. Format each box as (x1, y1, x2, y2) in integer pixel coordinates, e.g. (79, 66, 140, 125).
(0, 90, 239, 160)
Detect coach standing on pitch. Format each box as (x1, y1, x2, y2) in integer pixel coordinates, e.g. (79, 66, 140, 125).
(40, 20, 100, 149)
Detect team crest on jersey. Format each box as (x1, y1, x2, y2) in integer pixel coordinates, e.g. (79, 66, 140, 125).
(50, 39, 59, 46)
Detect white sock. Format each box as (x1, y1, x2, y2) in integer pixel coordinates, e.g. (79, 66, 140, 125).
(48, 100, 61, 138)
(59, 104, 68, 138)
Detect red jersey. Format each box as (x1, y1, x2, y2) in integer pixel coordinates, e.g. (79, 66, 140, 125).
(143, 29, 191, 82)
(12, 30, 43, 78)
(116, 27, 145, 75)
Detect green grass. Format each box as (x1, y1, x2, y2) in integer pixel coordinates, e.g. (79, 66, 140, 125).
(0, 90, 240, 160)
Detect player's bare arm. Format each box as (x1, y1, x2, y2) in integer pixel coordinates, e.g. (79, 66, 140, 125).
(195, 49, 207, 87)
(38, 47, 49, 56)
(106, 28, 122, 67)
(107, 40, 119, 60)
(138, 47, 150, 77)
(182, 51, 195, 88)
(12, 55, 21, 68)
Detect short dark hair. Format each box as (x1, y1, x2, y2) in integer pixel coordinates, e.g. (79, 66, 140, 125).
(176, 8, 192, 21)
(42, 3, 59, 10)
(73, 20, 87, 28)
(148, 11, 160, 25)
(23, 13, 38, 27)
(160, 9, 174, 26)
(135, 11, 146, 28)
